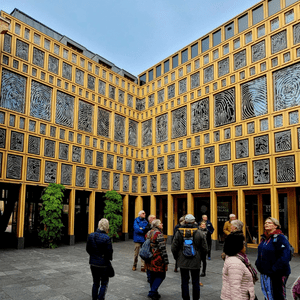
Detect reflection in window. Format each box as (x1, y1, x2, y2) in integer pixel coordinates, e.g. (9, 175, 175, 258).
(245, 32, 252, 44)
(238, 14, 248, 32)
(140, 73, 146, 86)
(285, 10, 294, 23)
(279, 194, 289, 236)
(268, 0, 281, 16)
(257, 25, 265, 38)
(156, 65, 161, 78)
(234, 38, 240, 49)
(252, 5, 264, 25)
(213, 30, 221, 46)
(201, 36, 210, 53)
(225, 22, 234, 40)
(181, 49, 188, 64)
(191, 43, 198, 58)
(172, 55, 178, 69)
(223, 44, 229, 55)
(148, 69, 153, 82)
(271, 17, 279, 31)
(164, 60, 169, 73)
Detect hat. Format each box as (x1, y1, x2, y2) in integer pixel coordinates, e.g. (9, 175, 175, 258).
(185, 214, 195, 223)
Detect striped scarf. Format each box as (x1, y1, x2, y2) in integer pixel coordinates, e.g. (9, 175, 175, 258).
(236, 252, 258, 284)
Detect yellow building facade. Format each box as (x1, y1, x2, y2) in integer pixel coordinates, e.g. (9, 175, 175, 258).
(0, 0, 299, 252)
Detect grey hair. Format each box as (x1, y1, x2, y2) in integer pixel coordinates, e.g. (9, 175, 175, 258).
(231, 220, 244, 231)
(229, 214, 236, 218)
(98, 218, 109, 232)
(265, 217, 281, 229)
(151, 219, 161, 228)
(138, 210, 145, 216)
(148, 214, 156, 221)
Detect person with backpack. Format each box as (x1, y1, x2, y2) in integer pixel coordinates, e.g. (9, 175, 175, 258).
(171, 214, 208, 300)
(255, 217, 291, 300)
(145, 219, 169, 300)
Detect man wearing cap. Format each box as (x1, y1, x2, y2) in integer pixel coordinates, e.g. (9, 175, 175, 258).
(171, 214, 208, 300)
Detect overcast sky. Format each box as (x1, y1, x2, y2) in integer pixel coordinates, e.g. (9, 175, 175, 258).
(2, 0, 261, 77)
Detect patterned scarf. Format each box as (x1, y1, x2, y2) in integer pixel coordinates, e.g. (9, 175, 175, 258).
(263, 229, 282, 241)
(236, 252, 258, 284)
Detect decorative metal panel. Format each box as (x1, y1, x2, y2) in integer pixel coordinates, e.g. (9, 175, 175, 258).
(141, 176, 147, 193)
(275, 130, 292, 152)
(158, 89, 165, 103)
(260, 119, 269, 131)
(168, 84, 175, 99)
(252, 40, 266, 63)
(32, 47, 44, 67)
(235, 139, 249, 159)
(190, 72, 200, 89)
(254, 135, 269, 156)
(48, 55, 59, 74)
(148, 94, 155, 107)
(85, 149, 93, 165)
(241, 76, 267, 119)
(126, 159, 132, 172)
(233, 162, 248, 186)
(75, 69, 84, 85)
(148, 159, 154, 173)
(132, 176, 138, 193)
(114, 114, 125, 143)
(44, 140, 55, 158)
(172, 106, 187, 139)
(98, 80, 106, 95)
(56, 91, 74, 128)
(160, 174, 168, 191)
(179, 152, 187, 168)
(123, 174, 129, 192)
(88, 75, 95, 90)
(276, 155, 295, 183)
(171, 172, 181, 191)
(215, 165, 228, 188)
(214, 87, 236, 127)
(136, 98, 145, 111)
(168, 154, 175, 169)
(150, 175, 157, 192)
(88, 169, 98, 188)
(102, 171, 110, 189)
(109, 85, 115, 99)
(253, 159, 270, 184)
(294, 23, 300, 44)
(185, 170, 194, 190)
(247, 122, 255, 134)
(113, 173, 120, 191)
(61, 164, 72, 185)
(275, 115, 283, 127)
(191, 98, 209, 133)
(76, 166, 85, 187)
(78, 100, 93, 133)
(219, 143, 231, 161)
(199, 168, 210, 189)
(27, 135, 40, 155)
(118, 90, 124, 104)
(224, 128, 231, 139)
(116, 156, 123, 171)
(6, 154, 22, 179)
(45, 161, 57, 183)
(218, 58, 229, 77)
(72, 146, 81, 162)
(61, 62, 72, 81)
(1, 69, 26, 113)
(157, 157, 164, 171)
(289, 111, 299, 124)
(234, 50, 246, 70)
(156, 113, 168, 143)
(191, 149, 200, 166)
(179, 78, 187, 94)
(16, 39, 29, 61)
(95, 151, 103, 167)
(0, 128, 5, 148)
(10, 131, 24, 152)
(271, 30, 287, 54)
(97, 108, 110, 138)
(204, 146, 215, 164)
(142, 119, 152, 147)
(26, 158, 41, 181)
(3, 34, 11, 53)
(128, 119, 138, 146)
(107, 154, 114, 169)
(135, 160, 145, 174)
(127, 94, 133, 107)
(204, 65, 214, 83)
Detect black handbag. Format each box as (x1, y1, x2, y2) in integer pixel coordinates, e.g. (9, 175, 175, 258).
(107, 261, 115, 278)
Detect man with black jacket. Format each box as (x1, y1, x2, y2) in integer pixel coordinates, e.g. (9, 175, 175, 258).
(171, 214, 207, 300)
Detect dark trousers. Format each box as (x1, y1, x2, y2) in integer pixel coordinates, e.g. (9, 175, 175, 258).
(148, 271, 166, 297)
(207, 233, 212, 257)
(271, 275, 288, 300)
(90, 265, 109, 300)
(180, 268, 200, 300)
(200, 256, 206, 274)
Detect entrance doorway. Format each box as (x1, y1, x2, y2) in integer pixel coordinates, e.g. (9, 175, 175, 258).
(74, 190, 89, 242)
(194, 196, 210, 223)
(94, 192, 106, 231)
(217, 196, 232, 243)
(156, 196, 168, 235)
(128, 196, 136, 239)
(143, 196, 151, 219)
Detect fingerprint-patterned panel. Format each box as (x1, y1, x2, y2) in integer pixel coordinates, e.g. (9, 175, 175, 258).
(214, 88, 235, 127)
(114, 114, 125, 143)
(78, 100, 93, 132)
(276, 155, 295, 183)
(97, 108, 110, 138)
(6, 154, 23, 179)
(172, 106, 187, 139)
(55, 91, 74, 128)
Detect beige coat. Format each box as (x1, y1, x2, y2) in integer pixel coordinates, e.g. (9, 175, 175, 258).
(221, 256, 255, 300)
(223, 221, 231, 236)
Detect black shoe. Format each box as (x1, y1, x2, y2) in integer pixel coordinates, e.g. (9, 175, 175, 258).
(200, 272, 206, 277)
(147, 296, 159, 300)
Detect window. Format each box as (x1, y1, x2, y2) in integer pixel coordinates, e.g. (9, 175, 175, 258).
(181, 49, 188, 64)
(191, 43, 198, 58)
(156, 65, 161, 78)
(268, 0, 281, 16)
(148, 69, 153, 82)
(213, 30, 221, 46)
(140, 74, 146, 86)
(286, 0, 298, 6)
(201, 36, 210, 52)
(238, 14, 248, 32)
(172, 55, 178, 68)
(223, 44, 229, 55)
(225, 22, 234, 40)
(253, 5, 264, 25)
(164, 60, 169, 73)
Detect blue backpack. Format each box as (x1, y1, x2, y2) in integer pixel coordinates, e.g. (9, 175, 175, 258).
(179, 228, 198, 258)
(139, 239, 153, 261)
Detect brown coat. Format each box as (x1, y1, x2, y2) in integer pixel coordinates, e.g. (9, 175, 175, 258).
(223, 221, 231, 236)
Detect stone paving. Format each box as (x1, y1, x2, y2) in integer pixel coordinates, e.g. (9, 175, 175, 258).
(0, 240, 299, 300)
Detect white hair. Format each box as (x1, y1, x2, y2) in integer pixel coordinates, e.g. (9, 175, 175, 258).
(138, 210, 145, 216)
(229, 214, 236, 218)
(231, 220, 244, 231)
(148, 214, 155, 221)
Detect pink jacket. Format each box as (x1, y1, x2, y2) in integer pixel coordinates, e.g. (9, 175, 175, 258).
(221, 256, 255, 300)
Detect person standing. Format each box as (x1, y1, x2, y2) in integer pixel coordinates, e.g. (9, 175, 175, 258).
(133, 210, 148, 271)
(145, 219, 169, 300)
(173, 216, 185, 272)
(223, 214, 236, 236)
(172, 214, 208, 300)
(86, 218, 113, 300)
(200, 215, 214, 260)
(255, 217, 291, 300)
(292, 276, 300, 300)
(199, 222, 208, 277)
(143, 214, 156, 235)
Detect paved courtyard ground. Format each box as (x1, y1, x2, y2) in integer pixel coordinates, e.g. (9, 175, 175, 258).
(0, 240, 299, 300)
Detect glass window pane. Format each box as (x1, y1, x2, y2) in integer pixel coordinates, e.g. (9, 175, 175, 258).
(238, 14, 248, 32)
(286, 0, 298, 7)
(268, 0, 281, 16)
(279, 193, 289, 236)
(253, 5, 264, 25)
(140, 74, 146, 86)
(245, 195, 259, 244)
(223, 44, 229, 55)
(201, 36, 210, 53)
(213, 30, 222, 46)
(191, 43, 198, 58)
(181, 49, 188, 64)
(225, 22, 234, 40)
(172, 55, 178, 69)
(156, 65, 161, 78)
(164, 60, 169, 73)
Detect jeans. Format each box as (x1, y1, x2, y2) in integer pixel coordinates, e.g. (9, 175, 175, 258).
(90, 265, 109, 300)
(148, 271, 166, 297)
(180, 268, 200, 300)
